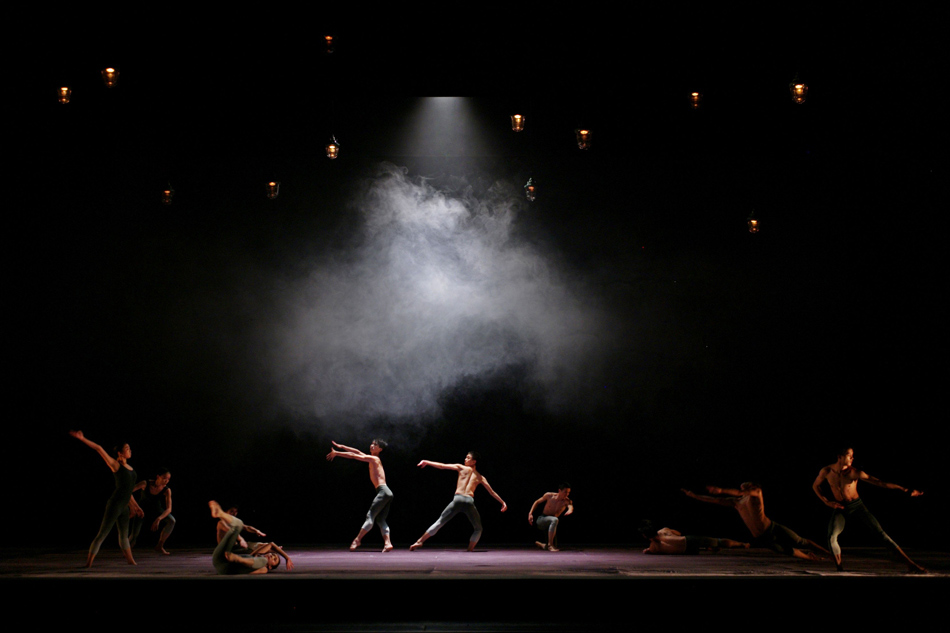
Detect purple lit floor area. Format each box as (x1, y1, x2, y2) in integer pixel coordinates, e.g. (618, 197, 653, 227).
(5, 545, 947, 628)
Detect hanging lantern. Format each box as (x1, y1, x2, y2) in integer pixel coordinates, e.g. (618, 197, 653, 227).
(101, 67, 119, 88)
(689, 92, 702, 109)
(326, 136, 340, 159)
(789, 78, 808, 104)
(524, 178, 537, 202)
(511, 114, 525, 132)
(325, 35, 334, 54)
(161, 185, 175, 205)
(747, 211, 759, 233)
(575, 129, 592, 150)
(58, 86, 72, 104)
(266, 181, 280, 199)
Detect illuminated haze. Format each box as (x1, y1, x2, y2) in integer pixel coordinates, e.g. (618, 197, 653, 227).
(264, 163, 615, 424)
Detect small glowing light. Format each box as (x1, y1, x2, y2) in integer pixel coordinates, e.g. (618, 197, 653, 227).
(326, 136, 340, 159)
(58, 86, 72, 104)
(524, 178, 537, 202)
(325, 35, 334, 54)
(689, 92, 702, 109)
(575, 129, 592, 150)
(789, 78, 808, 104)
(101, 67, 119, 88)
(266, 181, 280, 199)
(161, 186, 175, 205)
(747, 212, 759, 233)
(511, 114, 525, 132)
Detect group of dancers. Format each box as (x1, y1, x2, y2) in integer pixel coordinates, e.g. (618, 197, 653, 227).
(71, 431, 926, 574)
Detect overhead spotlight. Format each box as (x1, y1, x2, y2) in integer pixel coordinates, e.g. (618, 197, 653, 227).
(789, 76, 808, 104)
(524, 178, 537, 202)
(326, 136, 340, 159)
(101, 67, 119, 88)
(161, 185, 175, 205)
(325, 35, 334, 54)
(689, 91, 702, 109)
(575, 128, 592, 150)
(511, 114, 525, 132)
(747, 211, 759, 233)
(58, 86, 72, 104)
(266, 181, 280, 199)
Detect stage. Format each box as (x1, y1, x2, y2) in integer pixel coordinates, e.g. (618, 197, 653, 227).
(5, 544, 947, 629)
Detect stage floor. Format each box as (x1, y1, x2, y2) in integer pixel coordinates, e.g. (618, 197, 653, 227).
(4, 544, 947, 629)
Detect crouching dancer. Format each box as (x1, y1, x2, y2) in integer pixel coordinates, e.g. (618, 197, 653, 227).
(209, 501, 293, 574)
(528, 483, 573, 552)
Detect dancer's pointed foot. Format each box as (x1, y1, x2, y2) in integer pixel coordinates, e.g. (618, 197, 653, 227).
(349, 539, 361, 551)
(409, 541, 424, 551)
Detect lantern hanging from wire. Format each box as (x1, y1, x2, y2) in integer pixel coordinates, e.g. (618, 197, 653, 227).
(789, 77, 808, 104)
(266, 181, 280, 199)
(101, 67, 119, 88)
(575, 129, 592, 150)
(326, 136, 340, 159)
(325, 35, 334, 54)
(747, 211, 759, 233)
(689, 91, 702, 109)
(511, 114, 525, 132)
(58, 87, 72, 104)
(524, 178, 537, 202)
(161, 185, 175, 205)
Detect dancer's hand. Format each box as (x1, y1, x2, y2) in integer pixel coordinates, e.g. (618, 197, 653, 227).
(528, 514, 534, 525)
(909, 489, 923, 497)
(326, 450, 337, 462)
(417, 460, 428, 468)
(151, 518, 161, 532)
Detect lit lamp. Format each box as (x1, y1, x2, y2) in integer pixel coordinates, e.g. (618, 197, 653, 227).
(58, 87, 72, 104)
(524, 178, 537, 202)
(325, 35, 334, 54)
(511, 114, 525, 132)
(575, 129, 592, 150)
(161, 185, 175, 205)
(789, 79, 808, 104)
(326, 136, 340, 159)
(266, 181, 280, 199)
(101, 67, 119, 88)
(689, 91, 702, 109)
(747, 211, 759, 233)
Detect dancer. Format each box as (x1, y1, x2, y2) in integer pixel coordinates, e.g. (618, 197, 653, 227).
(683, 483, 828, 560)
(209, 501, 293, 574)
(327, 439, 394, 552)
(129, 468, 174, 554)
(527, 483, 574, 552)
(812, 447, 926, 573)
(69, 430, 142, 567)
(215, 506, 267, 554)
(639, 524, 749, 555)
(410, 452, 507, 552)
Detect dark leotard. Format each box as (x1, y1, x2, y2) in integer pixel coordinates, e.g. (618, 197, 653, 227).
(88, 466, 136, 557)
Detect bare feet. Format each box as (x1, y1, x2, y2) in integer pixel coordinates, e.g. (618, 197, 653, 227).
(209, 500, 223, 518)
(155, 546, 170, 555)
(349, 539, 361, 551)
(382, 543, 394, 553)
(534, 541, 546, 550)
(409, 541, 424, 551)
(546, 545, 559, 552)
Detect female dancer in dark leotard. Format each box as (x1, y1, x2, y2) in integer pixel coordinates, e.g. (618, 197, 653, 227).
(69, 430, 142, 567)
(130, 468, 175, 554)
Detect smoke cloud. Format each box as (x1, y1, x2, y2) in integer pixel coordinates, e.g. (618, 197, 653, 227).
(262, 163, 615, 424)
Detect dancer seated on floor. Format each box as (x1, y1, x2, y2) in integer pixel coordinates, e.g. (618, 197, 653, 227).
(683, 483, 829, 561)
(327, 439, 394, 552)
(129, 467, 175, 555)
(210, 501, 293, 574)
(639, 523, 749, 555)
(527, 483, 573, 552)
(410, 451, 507, 552)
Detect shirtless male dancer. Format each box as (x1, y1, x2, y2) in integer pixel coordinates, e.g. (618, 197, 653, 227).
(683, 483, 829, 560)
(640, 525, 749, 555)
(209, 501, 293, 574)
(812, 447, 925, 573)
(327, 439, 394, 552)
(527, 483, 574, 552)
(410, 452, 507, 552)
